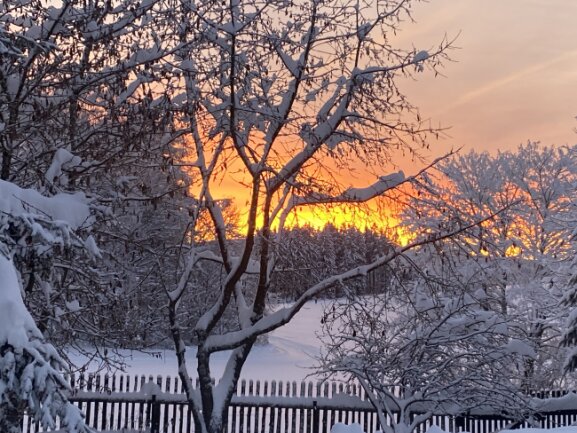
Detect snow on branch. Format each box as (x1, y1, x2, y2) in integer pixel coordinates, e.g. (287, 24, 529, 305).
(0, 254, 88, 432)
(0, 180, 92, 230)
(340, 171, 405, 201)
(278, 152, 457, 232)
(277, 171, 405, 231)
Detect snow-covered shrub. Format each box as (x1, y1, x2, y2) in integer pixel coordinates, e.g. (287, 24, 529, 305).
(0, 255, 87, 433)
(402, 144, 577, 390)
(319, 284, 531, 433)
(0, 180, 90, 432)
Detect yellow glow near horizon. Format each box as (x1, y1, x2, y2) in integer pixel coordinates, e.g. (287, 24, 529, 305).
(276, 202, 413, 246)
(177, 115, 413, 246)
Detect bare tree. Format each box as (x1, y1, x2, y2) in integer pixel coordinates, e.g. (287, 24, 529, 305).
(318, 286, 531, 433)
(401, 144, 577, 390)
(154, 0, 455, 432)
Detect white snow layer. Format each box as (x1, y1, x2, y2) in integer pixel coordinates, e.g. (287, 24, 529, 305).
(425, 426, 577, 433)
(45, 148, 83, 185)
(413, 50, 429, 72)
(0, 254, 44, 348)
(331, 423, 366, 433)
(69, 300, 329, 380)
(0, 179, 91, 228)
(344, 171, 405, 201)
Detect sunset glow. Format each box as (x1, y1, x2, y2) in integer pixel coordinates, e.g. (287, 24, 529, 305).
(280, 203, 412, 246)
(180, 1, 577, 250)
(180, 132, 414, 245)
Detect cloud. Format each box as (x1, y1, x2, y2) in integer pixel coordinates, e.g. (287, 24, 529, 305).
(443, 49, 577, 113)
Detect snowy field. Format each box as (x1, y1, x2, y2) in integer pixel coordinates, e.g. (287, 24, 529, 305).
(67, 301, 577, 433)
(70, 300, 331, 381)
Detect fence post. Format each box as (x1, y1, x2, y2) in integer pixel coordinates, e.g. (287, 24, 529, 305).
(150, 394, 160, 433)
(312, 400, 320, 433)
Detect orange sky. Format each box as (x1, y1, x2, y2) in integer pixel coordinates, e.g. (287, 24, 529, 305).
(208, 1, 577, 236)
(397, 0, 577, 163)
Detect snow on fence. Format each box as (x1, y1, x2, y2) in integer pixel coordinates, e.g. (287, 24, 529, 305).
(21, 373, 577, 433)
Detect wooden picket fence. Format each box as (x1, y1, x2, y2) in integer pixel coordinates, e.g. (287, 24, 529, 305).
(21, 373, 577, 433)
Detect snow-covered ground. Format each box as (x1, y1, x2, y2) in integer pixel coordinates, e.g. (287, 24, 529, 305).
(66, 300, 577, 433)
(70, 300, 331, 381)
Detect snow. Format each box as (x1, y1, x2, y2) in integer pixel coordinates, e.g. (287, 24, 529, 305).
(344, 172, 405, 201)
(425, 426, 577, 433)
(6, 73, 20, 96)
(0, 254, 42, 349)
(65, 300, 81, 313)
(139, 380, 162, 397)
(425, 426, 447, 433)
(114, 77, 143, 105)
(413, 50, 429, 72)
(45, 148, 83, 186)
(325, 132, 355, 149)
(413, 50, 429, 63)
(277, 48, 299, 77)
(83, 235, 102, 258)
(69, 300, 329, 381)
(501, 339, 536, 358)
(357, 23, 371, 41)
(0, 254, 88, 431)
(331, 423, 366, 433)
(533, 392, 577, 412)
(0, 179, 92, 229)
(502, 429, 577, 433)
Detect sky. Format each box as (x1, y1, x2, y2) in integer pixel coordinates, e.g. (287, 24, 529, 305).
(396, 0, 577, 165)
(284, 0, 577, 229)
(194, 0, 577, 230)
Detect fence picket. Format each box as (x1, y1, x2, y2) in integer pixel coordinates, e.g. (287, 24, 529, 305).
(85, 373, 94, 426)
(276, 380, 284, 433)
(261, 380, 269, 433)
(248, 380, 255, 433)
(255, 380, 263, 433)
(300, 382, 305, 433)
(178, 377, 184, 433)
(101, 374, 109, 430)
(283, 381, 290, 433)
(138, 375, 145, 429)
(269, 380, 277, 433)
(111, 374, 117, 429)
(171, 376, 178, 433)
(21, 374, 577, 433)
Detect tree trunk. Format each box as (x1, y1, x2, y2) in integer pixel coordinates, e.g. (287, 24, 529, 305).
(1, 148, 11, 180)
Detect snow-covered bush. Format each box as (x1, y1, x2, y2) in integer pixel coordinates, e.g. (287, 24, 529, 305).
(319, 282, 530, 433)
(0, 180, 90, 432)
(401, 144, 577, 390)
(0, 255, 87, 433)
